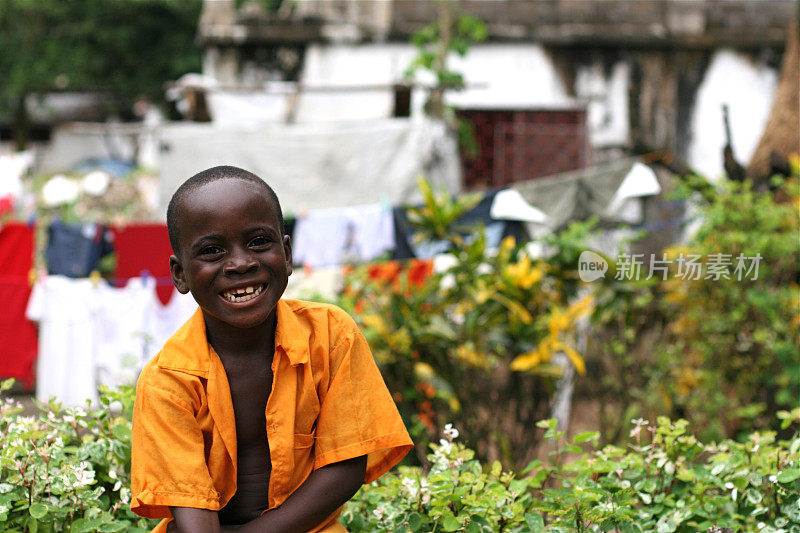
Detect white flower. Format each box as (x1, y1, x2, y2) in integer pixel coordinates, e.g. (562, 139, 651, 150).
(81, 171, 110, 196)
(476, 263, 493, 275)
(439, 438, 452, 454)
(73, 461, 95, 487)
(443, 423, 459, 441)
(120, 487, 131, 505)
(401, 476, 419, 499)
(42, 175, 80, 206)
(597, 501, 614, 512)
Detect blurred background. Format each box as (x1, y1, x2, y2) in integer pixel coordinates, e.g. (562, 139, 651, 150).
(0, 1, 798, 528)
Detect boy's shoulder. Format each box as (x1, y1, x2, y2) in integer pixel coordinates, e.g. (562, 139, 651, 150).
(277, 298, 359, 339)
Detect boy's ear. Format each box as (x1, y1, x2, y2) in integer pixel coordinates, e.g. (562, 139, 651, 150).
(169, 255, 190, 294)
(283, 235, 293, 276)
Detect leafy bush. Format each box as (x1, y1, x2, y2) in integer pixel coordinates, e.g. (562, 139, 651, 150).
(339, 179, 593, 467)
(343, 411, 800, 532)
(0, 381, 156, 532)
(584, 175, 799, 443)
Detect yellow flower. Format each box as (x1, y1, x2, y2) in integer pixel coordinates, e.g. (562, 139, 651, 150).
(556, 342, 586, 375)
(548, 312, 570, 337)
(506, 255, 543, 289)
(674, 366, 700, 397)
(510, 346, 546, 371)
(565, 295, 594, 322)
(455, 343, 487, 368)
(362, 313, 388, 336)
(414, 362, 435, 379)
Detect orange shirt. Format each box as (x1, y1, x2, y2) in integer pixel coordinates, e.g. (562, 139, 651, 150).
(131, 299, 413, 532)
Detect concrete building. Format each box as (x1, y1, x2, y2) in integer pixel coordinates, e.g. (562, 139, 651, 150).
(195, 0, 795, 182)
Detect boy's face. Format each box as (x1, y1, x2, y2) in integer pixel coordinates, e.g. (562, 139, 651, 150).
(169, 178, 292, 333)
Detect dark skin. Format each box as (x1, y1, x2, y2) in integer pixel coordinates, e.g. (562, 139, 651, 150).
(168, 178, 367, 533)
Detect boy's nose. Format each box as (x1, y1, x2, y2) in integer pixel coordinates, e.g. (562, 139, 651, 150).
(223, 251, 258, 274)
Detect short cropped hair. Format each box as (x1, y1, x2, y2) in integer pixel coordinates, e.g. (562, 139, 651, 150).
(166, 165, 285, 254)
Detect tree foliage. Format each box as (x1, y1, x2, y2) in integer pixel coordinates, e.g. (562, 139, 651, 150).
(0, 0, 202, 148)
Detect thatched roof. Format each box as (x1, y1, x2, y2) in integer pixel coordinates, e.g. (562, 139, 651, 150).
(747, 22, 799, 180)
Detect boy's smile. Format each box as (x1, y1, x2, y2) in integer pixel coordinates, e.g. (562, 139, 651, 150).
(169, 178, 292, 337)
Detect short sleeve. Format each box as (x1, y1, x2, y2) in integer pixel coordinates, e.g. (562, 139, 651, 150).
(313, 312, 413, 482)
(130, 371, 221, 519)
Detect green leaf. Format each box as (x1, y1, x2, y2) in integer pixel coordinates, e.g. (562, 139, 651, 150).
(525, 512, 545, 531)
(777, 468, 800, 483)
(98, 523, 127, 532)
(573, 431, 599, 444)
(465, 521, 482, 533)
(28, 503, 47, 519)
(442, 515, 461, 532)
(72, 517, 106, 533)
(111, 423, 132, 441)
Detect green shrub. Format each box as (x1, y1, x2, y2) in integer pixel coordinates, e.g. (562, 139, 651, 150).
(339, 179, 593, 467)
(584, 175, 799, 443)
(343, 411, 800, 532)
(0, 381, 156, 532)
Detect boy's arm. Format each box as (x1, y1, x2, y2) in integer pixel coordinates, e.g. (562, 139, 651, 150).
(169, 507, 222, 533)
(168, 455, 366, 533)
(222, 454, 367, 533)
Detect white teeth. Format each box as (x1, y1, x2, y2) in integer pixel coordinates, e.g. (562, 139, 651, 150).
(223, 284, 263, 303)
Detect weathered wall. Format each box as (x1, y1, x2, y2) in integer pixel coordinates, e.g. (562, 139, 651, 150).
(195, 0, 795, 178)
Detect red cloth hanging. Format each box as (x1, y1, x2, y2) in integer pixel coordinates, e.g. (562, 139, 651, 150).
(112, 224, 175, 305)
(0, 223, 37, 389)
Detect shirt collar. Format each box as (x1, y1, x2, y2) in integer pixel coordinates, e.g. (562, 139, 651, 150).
(275, 299, 310, 366)
(157, 300, 309, 374)
(157, 307, 212, 376)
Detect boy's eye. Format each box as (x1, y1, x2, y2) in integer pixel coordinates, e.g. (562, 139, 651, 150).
(249, 236, 271, 248)
(199, 245, 224, 256)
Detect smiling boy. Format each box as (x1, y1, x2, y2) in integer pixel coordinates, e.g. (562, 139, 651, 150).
(130, 166, 412, 532)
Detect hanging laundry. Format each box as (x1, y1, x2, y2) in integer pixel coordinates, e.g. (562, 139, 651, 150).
(145, 287, 198, 360)
(345, 203, 395, 263)
(292, 203, 395, 268)
(112, 224, 175, 304)
(26, 275, 198, 407)
(93, 277, 159, 389)
(0, 223, 37, 389)
(0, 151, 34, 217)
(292, 209, 350, 268)
(46, 221, 113, 278)
(26, 276, 99, 407)
(391, 206, 417, 260)
(393, 191, 529, 259)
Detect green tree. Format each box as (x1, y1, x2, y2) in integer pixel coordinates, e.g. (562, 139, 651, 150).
(0, 0, 202, 150)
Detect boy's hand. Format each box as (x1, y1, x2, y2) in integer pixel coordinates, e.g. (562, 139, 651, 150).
(170, 455, 367, 533)
(231, 454, 367, 533)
